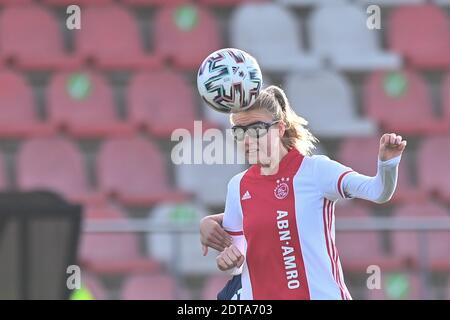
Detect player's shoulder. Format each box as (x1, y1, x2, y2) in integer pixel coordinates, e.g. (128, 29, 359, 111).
(227, 169, 248, 190)
(303, 154, 333, 169)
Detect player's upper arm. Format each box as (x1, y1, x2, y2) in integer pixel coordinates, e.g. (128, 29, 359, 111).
(312, 155, 354, 201)
(222, 172, 245, 235)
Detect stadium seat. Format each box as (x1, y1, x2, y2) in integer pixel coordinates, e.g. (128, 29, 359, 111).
(309, 4, 401, 71)
(285, 70, 376, 137)
(75, 5, 160, 70)
(0, 5, 80, 70)
(230, 3, 321, 72)
(336, 204, 400, 271)
(338, 136, 426, 203)
(0, 70, 52, 138)
(47, 71, 132, 138)
(174, 137, 247, 207)
(417, 136, 450, 203)
(121, 0, 189, 5)
(43, 0, 113, 5)
(154, 4, 222, 70)
(97, 137, 185, 206)
(366, 272, 422, 299)
(146, 203, 218, 274)
(202, 275, 232, 300)
(391, 202, 450, 270)
(17, 137, 93, 203)
(356, 0, 426, 6)
(80, 204, 160, 274)
(363, 70, 448, 135)
(277, 0, 349, 7)
(127, 71, 198, 137)
(388, 5, 450, 70)
(121, 274, 178, 300)
(0, 0, 33, 4)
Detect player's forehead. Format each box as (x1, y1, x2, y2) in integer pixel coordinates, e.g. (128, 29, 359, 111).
(231, 109, 273, 126)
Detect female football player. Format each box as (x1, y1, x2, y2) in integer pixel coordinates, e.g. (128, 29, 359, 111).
(200, 85, 406, 300)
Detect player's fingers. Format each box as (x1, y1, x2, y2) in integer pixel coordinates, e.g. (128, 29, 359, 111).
(389, 133, 397, 145)
(214, 230, 233, 248)
(210, 233, 229, 250)
(221, 251, 235, 267)
(225, 248, 240, 264)
(216, 257, 229, 271)
(215, 226, 233, 245)
(236, 255, 245, 268)
(230, 245, 243, 259)
(202, 245, 208, 256)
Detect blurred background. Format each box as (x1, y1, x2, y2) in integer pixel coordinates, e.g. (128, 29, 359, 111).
(0, 0, 449, 300)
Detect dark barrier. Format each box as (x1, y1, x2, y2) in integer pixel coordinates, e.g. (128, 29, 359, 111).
(0, 191, 82, 300)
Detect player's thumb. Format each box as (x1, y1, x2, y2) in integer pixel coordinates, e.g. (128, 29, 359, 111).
(202, 245, 208, 256)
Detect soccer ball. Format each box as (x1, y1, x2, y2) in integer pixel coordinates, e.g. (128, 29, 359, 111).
(197, 48, 263, 113)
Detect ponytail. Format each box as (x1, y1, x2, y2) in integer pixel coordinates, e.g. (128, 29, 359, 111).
(240, 85, 318, 156)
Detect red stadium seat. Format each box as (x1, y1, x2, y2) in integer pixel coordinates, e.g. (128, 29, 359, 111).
(336, 204, 401, 271)
(75, 5, 160, 70)
(97, 137, 186, 206)
(417, 136, 450, 202)
(154, 4, 222, 69)
(0, 70, 52, 137)
(388, 5, 450, 70)
(47, 71, 132, 138)
(338, 136, 426, 203)
(0, 5, 80, 70)
(121, 274, 177, 300)
(363, 70, 448, 134)
(127, 71, 198, 137)
(391, 202, 450, 270)
(0, 0, 32, 4)
(202, 275, 231, 300)
(17, 137, 94, 203)
(80, 204, 160, 274)
(366, 272, 422, 300)
(43, 0, 113, 5)
(122, 0, 189, 5)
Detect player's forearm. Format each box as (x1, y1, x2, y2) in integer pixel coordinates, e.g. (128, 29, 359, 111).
(343, 155, 401, 204)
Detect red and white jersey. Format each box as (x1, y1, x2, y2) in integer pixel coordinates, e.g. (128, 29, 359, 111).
(223, 148, 355, 300)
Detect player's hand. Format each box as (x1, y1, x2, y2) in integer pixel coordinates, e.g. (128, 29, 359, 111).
(200, 215, 233, 256)
(379, 133, 407, 161)
(216, 245, 245, 271)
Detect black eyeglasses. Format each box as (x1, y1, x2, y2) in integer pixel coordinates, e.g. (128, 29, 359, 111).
(231, 120, 280, 141)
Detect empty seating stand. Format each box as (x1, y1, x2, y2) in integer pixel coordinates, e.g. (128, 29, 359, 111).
(75, 5, 160, 70)
(47, 70, 132, 138)
(0, 5, 80, 70)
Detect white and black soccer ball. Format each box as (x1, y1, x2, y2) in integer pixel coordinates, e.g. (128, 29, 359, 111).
(197, 48, 263, 113)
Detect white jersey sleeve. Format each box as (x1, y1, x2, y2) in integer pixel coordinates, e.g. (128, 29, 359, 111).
(222, 172, 246, 276)
(313, 154, 401, 204)
(222, 173, 244, 234)
(313, 155, 354, 201)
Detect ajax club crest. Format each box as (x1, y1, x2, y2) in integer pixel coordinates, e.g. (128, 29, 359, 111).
(274, 177, 290, 200)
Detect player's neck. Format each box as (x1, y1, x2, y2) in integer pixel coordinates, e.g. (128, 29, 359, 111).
(260, 146, 289, 176)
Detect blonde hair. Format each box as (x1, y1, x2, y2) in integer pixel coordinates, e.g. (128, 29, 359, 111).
(234, 85, 318, 156)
